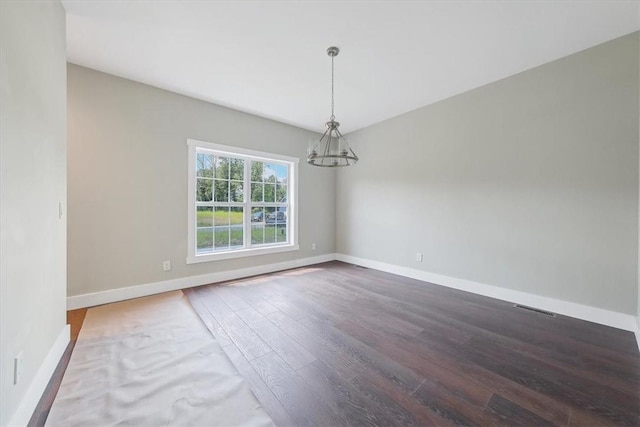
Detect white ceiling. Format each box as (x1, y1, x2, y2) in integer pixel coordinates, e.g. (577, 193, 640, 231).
(62, 1, 639, 134)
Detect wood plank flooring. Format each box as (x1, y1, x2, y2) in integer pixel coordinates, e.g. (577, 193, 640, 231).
(28, 308, 87, 427)
(185, 261, 640, 426)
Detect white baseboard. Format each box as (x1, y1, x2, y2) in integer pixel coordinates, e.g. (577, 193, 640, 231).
(66, 251, 639, 349)
(636, 317, 640, 352)
(9, 324, 70, 427)
(67, 253, 336, 310)
(336, 253, 639, 334)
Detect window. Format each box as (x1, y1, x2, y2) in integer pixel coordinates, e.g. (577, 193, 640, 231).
(187, 139, 298, 263)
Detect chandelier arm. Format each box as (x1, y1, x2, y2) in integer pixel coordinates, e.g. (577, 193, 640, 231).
(319, 127, 330, 142)
(322, 129, 332, 161)
(320, 128, 330, 164)
(311, 128, 330, 155)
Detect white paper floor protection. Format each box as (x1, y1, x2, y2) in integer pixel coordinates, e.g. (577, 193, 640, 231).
(46, 291, 274, 427)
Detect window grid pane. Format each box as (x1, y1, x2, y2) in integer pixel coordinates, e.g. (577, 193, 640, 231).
(230, 207, 243, 247)
(197, 178, 213, 202)
(197, 228, 213, 254)
(194, 148, 292, 257)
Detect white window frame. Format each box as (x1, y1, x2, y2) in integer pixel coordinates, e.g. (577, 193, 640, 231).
(187, 139, 299, 264)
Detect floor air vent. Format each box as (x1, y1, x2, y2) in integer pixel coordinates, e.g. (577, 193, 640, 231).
(513, 304, 556, 317)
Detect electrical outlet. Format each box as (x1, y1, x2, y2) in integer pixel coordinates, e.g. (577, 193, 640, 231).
(14, 352, 23, 385)
(416, 253, 423, 262)
(311, 243, 316, 250)
(162, 260, 171, 271)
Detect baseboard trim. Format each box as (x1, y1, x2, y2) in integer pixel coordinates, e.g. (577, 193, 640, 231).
(67, 253, 336, 309)
(8, 324, 70, 427)
(66, 252, 639, 348)
(635, 317, 640, 353)
(336, 254, 638, 334)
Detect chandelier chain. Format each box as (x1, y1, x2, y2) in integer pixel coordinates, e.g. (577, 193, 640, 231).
(330, 54, 335, 121)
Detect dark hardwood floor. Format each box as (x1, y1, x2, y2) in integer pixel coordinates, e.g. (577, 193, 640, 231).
(29, 261, 640, 426)
(185, 261, 640, 426)
(28, 308, 87, 427)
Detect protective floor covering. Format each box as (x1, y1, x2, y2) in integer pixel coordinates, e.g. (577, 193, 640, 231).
(46, 291, 274, 426)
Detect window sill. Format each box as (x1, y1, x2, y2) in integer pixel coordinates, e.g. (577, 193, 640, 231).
(186, 243, 299, 264)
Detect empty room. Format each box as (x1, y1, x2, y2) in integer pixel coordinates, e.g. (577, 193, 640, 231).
(2, 1, 640, 426)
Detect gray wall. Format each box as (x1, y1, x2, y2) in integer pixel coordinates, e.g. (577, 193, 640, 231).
(67, 64, 334, 297)
(337, 32, 639, 315)
(0, 1, 67, 424)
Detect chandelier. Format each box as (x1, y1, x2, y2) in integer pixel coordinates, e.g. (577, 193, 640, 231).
(307, 46, 358, 167)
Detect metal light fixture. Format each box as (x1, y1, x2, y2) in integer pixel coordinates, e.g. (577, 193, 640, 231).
(307, 46, 358, 167)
